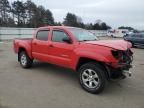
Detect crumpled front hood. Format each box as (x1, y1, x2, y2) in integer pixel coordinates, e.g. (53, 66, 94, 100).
(84, 40, 132, 50)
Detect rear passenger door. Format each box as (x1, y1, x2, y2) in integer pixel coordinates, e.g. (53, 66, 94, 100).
(130, 34, 139, 44)
(133, 34, 143, 45)
(138, 34, 144, 45)
(48, 29, 74, 68)
(32, 29, 50, 61)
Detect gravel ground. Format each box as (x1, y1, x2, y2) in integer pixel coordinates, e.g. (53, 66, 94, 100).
(0, 40, 144, 108)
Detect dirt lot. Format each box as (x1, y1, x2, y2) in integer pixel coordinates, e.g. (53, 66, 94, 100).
(0, 40, 144, 108)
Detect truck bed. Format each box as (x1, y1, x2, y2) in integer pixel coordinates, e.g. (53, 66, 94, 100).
(14, 38, 32, 54)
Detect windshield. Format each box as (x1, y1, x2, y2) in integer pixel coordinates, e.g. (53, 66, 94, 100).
(69, 28, 98, 41)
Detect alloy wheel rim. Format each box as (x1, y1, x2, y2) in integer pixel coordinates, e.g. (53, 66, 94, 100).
(21, 54, 27, 66)
(82, 69, 99, 89)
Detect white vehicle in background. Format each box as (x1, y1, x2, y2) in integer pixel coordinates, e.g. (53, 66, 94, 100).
(107, 29, 129, 38)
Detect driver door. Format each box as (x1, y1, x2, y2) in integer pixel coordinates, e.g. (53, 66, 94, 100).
(48, 29, 74, 68)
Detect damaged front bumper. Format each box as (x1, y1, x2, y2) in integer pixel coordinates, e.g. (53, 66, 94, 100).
(123, 70, 132, 77)
(105, 48, 133, 79)
(120, 63, 133, 77)
(105, 63, 133, 79)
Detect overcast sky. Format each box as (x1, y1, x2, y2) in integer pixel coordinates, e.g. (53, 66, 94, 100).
(9, 0, 144, 30)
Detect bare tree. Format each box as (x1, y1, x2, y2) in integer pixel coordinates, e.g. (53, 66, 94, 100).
(0, 0, 11, 26)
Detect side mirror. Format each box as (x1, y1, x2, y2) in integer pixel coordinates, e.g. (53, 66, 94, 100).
(62, 37, 72, 44)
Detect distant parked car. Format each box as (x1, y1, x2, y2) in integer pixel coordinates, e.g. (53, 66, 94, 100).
(124, 33, 144, 47)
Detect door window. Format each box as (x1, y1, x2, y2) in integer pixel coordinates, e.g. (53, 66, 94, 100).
(36, 30, 49, 41)
(52, 30, 70, 42)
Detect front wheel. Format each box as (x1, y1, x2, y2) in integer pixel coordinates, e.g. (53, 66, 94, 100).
(78, 62, 107, 94)
(19, 51, 33, 68)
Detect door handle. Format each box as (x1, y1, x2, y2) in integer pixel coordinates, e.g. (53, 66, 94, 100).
(33, 43, 37, 45)
(49, 44, 54, 47)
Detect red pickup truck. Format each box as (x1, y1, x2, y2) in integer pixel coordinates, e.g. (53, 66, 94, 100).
(13, 26, 133, 94)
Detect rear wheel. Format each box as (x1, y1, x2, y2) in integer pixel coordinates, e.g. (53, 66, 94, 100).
(78, 62, 107, 94)
(19, 51, 33, 68)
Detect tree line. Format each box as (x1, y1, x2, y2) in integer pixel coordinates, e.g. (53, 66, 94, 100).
(0, 0, 111, 30)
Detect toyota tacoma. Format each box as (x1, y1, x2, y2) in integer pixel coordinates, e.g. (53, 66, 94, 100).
(13, 26, 133, 94)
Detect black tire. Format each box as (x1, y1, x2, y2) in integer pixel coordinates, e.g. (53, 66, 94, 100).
(19, 51, 33, 68)
(78, 62, 107, 94)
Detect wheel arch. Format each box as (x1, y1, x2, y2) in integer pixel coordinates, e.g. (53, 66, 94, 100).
(76, 57, 110, 79)
(18, 47, 27, 61)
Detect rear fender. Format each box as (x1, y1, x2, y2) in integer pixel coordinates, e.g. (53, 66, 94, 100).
(18, 44, 32, 59)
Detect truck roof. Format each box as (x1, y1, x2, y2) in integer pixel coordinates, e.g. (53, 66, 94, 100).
(38, 26, 81, 29)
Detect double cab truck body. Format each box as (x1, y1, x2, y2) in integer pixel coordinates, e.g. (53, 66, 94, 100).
(13, 26, 133, 94)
